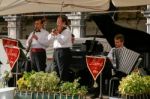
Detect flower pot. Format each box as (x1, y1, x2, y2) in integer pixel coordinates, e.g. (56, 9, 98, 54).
(55, 93, 84, 99)
(33, 92, 55, 99)
(15, 91, 54, 99)
(15, 91, 33, 99)
(15, 91, 85, 99)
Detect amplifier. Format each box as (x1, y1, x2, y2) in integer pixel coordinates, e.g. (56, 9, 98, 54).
(70, 51, 86, 72)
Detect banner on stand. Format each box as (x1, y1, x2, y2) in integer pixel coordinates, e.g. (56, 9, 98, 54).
(4, 46, 20, 70)
(2, 38, 20, 69)
(86, 56, 106, 81)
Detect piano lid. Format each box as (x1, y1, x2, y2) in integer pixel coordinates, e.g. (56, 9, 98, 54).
(92, 14, 150, 53)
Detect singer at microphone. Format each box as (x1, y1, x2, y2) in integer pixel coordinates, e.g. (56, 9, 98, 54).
(25, 17, 49, 72)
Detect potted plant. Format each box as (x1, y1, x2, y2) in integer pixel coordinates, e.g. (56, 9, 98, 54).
(118, 72, 150, 99)
(16, 71, 60, 99)
(0, 70, 12, 87)
(15, 72, 88, 99)
(59, 78, 88, 99)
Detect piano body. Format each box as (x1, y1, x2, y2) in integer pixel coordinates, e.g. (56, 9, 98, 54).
(92, 14, 150, 74)
(70, 14, 150, 88)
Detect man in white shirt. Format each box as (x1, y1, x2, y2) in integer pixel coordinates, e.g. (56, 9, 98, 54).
(107, 34, 127, 78)
(48, 15, 72, 81)
(26, 17, 49, 72)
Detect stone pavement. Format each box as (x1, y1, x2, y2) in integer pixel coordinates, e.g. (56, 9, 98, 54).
(84, 92, 109, 99)
(85, 95, 109, 99)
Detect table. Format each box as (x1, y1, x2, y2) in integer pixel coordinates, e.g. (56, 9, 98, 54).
(0, 87, 16, 99)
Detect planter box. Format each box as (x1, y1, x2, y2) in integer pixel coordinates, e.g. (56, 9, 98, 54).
(15, 92, 33, 99)
(55, 94, 83, 99)
(15, 91, 85, 99)
(15, 91, 54, 99)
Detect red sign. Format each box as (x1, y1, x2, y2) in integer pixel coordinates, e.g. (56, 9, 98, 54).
(86, 56, 106, 80)
(2, 38, 20, 69)
(2, 38, 18, 47)
(4, 46, 20, 69)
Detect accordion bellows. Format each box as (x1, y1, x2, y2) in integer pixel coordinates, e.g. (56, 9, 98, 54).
(115, 47, 140, 74)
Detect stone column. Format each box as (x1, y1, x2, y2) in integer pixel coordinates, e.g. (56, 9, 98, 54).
(3, 15, 21, 39)
(66, 12, 86, 38)
(143, 5, 150, 34)
(142, 6, 150, 69)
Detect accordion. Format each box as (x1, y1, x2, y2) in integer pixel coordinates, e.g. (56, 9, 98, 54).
(114, 47, 140, 74)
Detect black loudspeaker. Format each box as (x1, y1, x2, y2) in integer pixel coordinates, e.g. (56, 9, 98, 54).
(70, 51, 86, 72)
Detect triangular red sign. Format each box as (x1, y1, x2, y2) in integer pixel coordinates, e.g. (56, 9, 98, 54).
(2, 38, 20, 69)
(86, 56, 106, 80)
(4, 46, 20, 69)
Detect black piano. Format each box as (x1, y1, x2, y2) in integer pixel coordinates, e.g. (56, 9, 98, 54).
(69, 14, 150, 97)
(92, 14, 150, 74)
(71, 14, 150, 79)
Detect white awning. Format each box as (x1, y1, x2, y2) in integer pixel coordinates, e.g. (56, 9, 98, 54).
(0, 0, 150, 16)
(112, 0, 150, 7)
(0, 0, 110, 15)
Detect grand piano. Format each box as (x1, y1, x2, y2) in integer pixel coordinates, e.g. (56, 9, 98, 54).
(86, 14, 150, 97)
(70, 14, 150, 88)
(91, 14, 150, 74)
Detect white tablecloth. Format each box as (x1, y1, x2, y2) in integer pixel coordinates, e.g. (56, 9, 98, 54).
(0, 87, 15, 99)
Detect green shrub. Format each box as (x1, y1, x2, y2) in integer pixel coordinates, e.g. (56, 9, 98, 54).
(119, 72, 150, 95)
(17, 71, 88, 96)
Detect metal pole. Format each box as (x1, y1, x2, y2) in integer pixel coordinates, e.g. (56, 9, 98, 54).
(15, 61, 18, 87)
(99, 73, 103, 99)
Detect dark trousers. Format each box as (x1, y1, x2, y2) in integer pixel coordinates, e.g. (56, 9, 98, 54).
(53, 48, 71, 81)
(30, 51, 46, 72)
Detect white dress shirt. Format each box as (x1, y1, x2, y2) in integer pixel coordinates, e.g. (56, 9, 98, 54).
(48, 27, 72, 49)
(26, 28, 49, 49)
(107, 48, 116, 68)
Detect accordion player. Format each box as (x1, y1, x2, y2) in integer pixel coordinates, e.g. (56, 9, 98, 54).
(109, 47, 140, 75)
